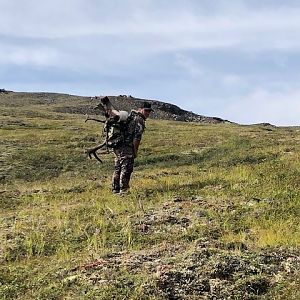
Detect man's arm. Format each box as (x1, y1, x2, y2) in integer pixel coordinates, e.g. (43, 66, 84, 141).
(132, 115, 145, 158)
(133, 139, 141, 158)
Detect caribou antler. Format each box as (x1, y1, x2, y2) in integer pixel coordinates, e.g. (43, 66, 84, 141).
(84, 115, 107, 163)
(85, 114, 106, 123)
(85, 142, 108, 163)
(85, 96, 118, 163)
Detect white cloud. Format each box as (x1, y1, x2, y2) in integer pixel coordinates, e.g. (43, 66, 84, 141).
(174, 54, 205, 77)
(1, 0, 300, 125)
(223, 88, 300, 125)
(0, 45, 59, 66)
(1, 0, 300, 52)
(221, 74, 247, 88)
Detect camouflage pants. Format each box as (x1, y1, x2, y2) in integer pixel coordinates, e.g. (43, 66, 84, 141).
(112, 154, 134, 192)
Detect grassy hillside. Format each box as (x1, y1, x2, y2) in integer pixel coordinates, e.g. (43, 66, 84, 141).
(1, 92, 300, 299)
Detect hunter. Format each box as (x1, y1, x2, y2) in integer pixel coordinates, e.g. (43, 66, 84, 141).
(112, 102, 153, 194)
(100, 99, 153, 194)
(113, 102, 153, 194)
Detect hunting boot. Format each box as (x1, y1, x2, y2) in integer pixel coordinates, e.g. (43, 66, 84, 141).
(119, 159, 134, 194)
(112, 176, 120, 194)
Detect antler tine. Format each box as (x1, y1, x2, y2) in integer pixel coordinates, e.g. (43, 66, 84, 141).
(91, 151, 103, 163)
(84, 115, 106, 123)
(87, 150, 102, 163)
(85, 142, 107, 164)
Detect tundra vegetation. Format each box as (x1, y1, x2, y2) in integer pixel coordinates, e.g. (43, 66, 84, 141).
(1, 92, 300, 299)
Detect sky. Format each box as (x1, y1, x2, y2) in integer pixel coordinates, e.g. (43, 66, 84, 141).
(1, 0, 300, 125)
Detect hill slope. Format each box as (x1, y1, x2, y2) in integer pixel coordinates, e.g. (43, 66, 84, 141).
(0, 90, 229, 123)
(1, 91, 300, 299)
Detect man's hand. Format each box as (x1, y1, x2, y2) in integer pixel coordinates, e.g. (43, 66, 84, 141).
(133, 139, 140, 158)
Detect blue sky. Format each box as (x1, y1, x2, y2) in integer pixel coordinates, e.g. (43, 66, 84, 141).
(1, 0, 300, 125)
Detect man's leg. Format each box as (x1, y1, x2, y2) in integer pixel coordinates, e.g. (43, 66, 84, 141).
(119, 157, 134, 193)
(112, 156, 121, 193)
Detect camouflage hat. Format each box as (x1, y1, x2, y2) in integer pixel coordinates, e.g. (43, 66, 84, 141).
(141, 102, 154, 111)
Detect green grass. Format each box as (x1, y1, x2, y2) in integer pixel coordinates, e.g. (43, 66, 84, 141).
(1, 92, 300, 299)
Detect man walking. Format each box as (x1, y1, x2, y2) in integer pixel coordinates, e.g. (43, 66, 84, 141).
(111, 102, 153, 194)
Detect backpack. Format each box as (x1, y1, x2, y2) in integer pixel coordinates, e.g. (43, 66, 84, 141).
(85, 110, 138, 163)
(103, 111, 135, 148)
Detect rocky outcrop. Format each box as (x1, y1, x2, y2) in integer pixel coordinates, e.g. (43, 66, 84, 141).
(0, 88, 12, 94)
(98, 95, 230, 123)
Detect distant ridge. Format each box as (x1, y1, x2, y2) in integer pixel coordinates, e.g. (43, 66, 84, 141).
(0, 91, 231, 124)
(105, 95, 231, 123)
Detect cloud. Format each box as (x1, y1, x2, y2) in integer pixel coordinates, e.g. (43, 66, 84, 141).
(174, 54, 206, 77)
(0, 44, 59, 66)
(2, 0, 300, 72)
(1, 0, 300, 125)
(2, 0, 300, 52)
(221, 74, 247, 88)
(222, 88, 300, 125)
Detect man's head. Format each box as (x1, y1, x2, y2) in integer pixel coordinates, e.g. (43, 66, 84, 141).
(138, 102, 153, 119)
